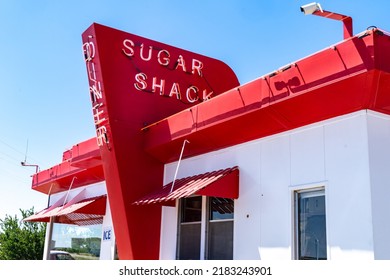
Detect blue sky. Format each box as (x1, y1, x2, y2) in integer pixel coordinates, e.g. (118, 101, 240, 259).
(0, 0, 389, 219)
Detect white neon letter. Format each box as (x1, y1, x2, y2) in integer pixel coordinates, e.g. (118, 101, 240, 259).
(134, 73, 147, 91)
(96, 126, 108, 146)
(157, 49, 170, 66)
(175, 55, 187, 72)
(92, 103, 106, 126)
(89, 83, 103, 103)
(152, 77, 165, 95)
(169, 83, 181, 100)
(186, 86, 199, 103)
(191, 59, 203, 76)
(140, 44, 153, 61)
(202, 89, 213, 101)
(82, 42, 95, 62)
(122, 39, 135, 57)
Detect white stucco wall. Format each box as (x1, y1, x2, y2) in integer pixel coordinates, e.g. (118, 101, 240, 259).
(367, 111, 390, 260)
(48, 181, 107, 205)
(160, 110, 385, 260)
(159, 205, 178, 259)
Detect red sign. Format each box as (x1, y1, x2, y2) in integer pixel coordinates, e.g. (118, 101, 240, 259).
(82, 23, 239, 259)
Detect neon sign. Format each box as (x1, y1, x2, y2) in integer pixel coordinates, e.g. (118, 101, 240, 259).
(122, 39, 213, 103)
(82, 41, 109, 147)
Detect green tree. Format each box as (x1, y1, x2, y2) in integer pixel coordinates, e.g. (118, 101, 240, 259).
(0, 208, 46, 260)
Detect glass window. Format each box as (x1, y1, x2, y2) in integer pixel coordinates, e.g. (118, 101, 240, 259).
(178, 223, 201, 260)
(51, 223, 102, 260)
(177, 197, 202, 260)
(181, 196, 202, 223)
(295, 189, 327, 260)
(177, 196, 234, 260)
(207, 197, 234, 260)
(209, 197, 234, 220)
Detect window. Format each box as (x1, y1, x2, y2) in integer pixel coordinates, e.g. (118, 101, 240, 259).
(177, 196, 234, 260)
(207, 197, 234, 259)
(294, 188, 327, 260)
(177, 196, 202, 260)
(51, 223, 102, 260)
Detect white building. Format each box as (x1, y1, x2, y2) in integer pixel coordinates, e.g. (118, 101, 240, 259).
(26, 22, 390, 260)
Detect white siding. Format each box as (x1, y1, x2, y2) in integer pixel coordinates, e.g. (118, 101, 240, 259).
(367, 112, 390, 259)
(159, 205, 178, 260)
(259, 135, 290, 259)
(323, 112, 373, 260)
(161, 110, 389, 260)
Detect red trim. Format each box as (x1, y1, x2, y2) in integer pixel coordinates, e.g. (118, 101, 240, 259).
(312, 10, 353, 39)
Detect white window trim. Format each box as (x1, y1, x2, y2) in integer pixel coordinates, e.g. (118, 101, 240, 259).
(289, 182, 330, 260)
(200, 196, 207, 260)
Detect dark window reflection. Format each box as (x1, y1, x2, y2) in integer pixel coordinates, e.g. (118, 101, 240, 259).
(297, 191, 327, 260)
(208, 197, 234, 260)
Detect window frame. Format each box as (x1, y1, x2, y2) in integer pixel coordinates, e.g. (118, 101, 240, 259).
(176, 196, 234, 260)
(176, 196, 203, 260)
(290, 183, 329, 260)
(205, 197, 234, 260)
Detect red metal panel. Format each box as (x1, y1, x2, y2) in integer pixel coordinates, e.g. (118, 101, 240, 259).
(133, 166, 239, 205)
(69, 137, 102, 169)
(24, 193, 68, 223)
(31, 161, 104, 194)
(24, 192, 107, 226)
(32, 137, 104, 194)
(57, 196, 106, 215)
(81, 23, 239, 260)
(196, 167, 239, 199)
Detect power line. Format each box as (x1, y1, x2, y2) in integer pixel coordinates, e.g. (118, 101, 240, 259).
(0, 137, 46, 167)
(0, 164, 31, 185)
(0, 137, 26, 156)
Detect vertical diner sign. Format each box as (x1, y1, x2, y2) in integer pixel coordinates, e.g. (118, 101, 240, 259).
(82, 38, 109, 148)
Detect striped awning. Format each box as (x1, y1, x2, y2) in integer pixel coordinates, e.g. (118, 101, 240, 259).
(24, 189, 107, 226)
(133, 166, 239, 205)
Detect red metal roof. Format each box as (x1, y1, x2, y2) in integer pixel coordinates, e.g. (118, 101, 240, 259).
(24, 189, 107, 226)
(31, 137, 104, 194)
(142, 29, 390, 163)
(133, 166, 239, 205)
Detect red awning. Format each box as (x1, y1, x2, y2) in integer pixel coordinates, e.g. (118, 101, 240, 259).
(24, 189, 107, 226)
(133, 166, 239, 205)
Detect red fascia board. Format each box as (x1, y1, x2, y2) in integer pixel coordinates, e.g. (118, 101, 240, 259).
(32, 157, 104, 195)
(31, 137, 103, 194)
(69, 137, 102, 169)
(196, 167, 239, 199)
(143, 30, 390, 163)
(61, 138, 101, 168)
(31, 162, 104, 194)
